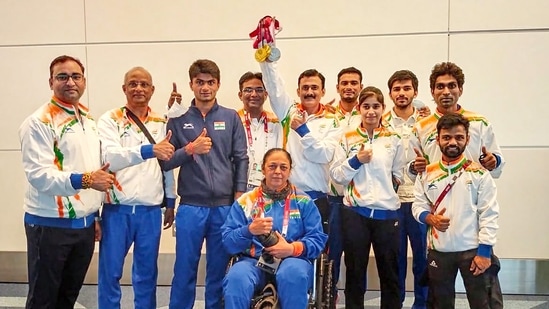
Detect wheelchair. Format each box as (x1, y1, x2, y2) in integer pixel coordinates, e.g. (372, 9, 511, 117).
(228, 196, 335, 309)
(236, 252, 334, 309)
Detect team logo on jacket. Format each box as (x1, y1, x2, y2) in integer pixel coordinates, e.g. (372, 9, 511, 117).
(214, 121, 226, 130)
(183, 123, 194, 129)
(427, 183, 437, 190)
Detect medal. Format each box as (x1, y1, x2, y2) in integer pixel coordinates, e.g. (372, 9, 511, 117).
(255, 45, 271, 62)
(249, 16, 282, 63)
(267, 47, 281, 62)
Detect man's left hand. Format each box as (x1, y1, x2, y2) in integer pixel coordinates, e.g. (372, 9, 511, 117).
(163, 208, 175, 230)
(480, 146, 497, 171)
(470, 255, 491, 276)
(94, 221, 102, 241)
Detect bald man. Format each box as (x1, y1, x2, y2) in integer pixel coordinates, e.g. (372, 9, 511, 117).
(96, 67, 176, 309)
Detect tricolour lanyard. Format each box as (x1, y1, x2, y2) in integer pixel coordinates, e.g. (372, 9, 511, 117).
(244, 111, 269, 147)
(255, 187, 291, 237)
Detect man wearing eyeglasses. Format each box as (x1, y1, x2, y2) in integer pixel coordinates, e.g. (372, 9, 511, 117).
(19, 55, 114, 309)
(96, 67, 176, 309)
(236, 72, 282, 190)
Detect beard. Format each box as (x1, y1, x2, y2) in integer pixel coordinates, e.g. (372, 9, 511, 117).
(441, 145, 464, 159)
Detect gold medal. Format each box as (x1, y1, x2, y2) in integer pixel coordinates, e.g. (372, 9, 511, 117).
(255, 45, 271, 62)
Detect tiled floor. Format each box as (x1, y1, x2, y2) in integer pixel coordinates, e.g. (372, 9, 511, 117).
(1, 283, 548, 309)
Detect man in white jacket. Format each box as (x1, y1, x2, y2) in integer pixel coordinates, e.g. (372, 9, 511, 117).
(258, 60, 341, 235)
(97, 67, 176, 309)
(19, 55, 114, 309)
(412, 113, 501, 309)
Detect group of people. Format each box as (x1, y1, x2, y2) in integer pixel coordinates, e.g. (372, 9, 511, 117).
(19, 49, 504, 309)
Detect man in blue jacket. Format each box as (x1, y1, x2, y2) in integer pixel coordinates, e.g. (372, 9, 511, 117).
(163, 59, 249, 309)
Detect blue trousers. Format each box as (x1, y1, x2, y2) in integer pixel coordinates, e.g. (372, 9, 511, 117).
(398, 202, 428, 308)
(98, 204, 162, 309)
(169, 204, 230, 309)
(223, 256, 313, 309)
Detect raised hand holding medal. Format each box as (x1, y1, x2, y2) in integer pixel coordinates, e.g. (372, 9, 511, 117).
(249, 16, 282, 62)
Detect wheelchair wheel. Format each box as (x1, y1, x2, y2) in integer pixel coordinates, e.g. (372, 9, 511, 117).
(322, 258, 335, 309)
(311, 253, 335, 309)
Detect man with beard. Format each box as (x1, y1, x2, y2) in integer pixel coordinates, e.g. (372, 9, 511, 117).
(411, 113, 501, 309)
(327, 67, 363, 297)
(383, 70, 428, 309)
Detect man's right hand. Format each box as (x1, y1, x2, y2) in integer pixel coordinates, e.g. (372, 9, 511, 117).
(249, 217, 273, 235)
(168, 82, 182, 108)
(186, 128, 212, 155)
(91, 163, 115, 192)
(426, 208, 451, 232)
(153, 130, 175, 160)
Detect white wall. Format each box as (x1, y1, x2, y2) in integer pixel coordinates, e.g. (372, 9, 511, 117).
(0, 0, 547, 258)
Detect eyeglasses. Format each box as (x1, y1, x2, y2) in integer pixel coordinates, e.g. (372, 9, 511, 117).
(242, 87, 265, 95)
(127, 81, 152, 89)
(266, 164, 289, 172)
(54, 73, 84, 83)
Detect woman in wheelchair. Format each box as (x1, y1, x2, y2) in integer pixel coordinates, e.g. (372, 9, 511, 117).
(222, 148, 328, 309)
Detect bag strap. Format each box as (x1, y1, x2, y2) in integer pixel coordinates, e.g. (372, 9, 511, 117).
(429, 160, 471, 213)
(125, 108, 167, 193)
(126, 108, 156, 145)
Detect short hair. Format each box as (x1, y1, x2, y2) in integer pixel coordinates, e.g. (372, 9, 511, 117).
(337, 67, 363, 83)
(238, 71, 264, 91)
(429, 62, 465, 90)
(436, 113, 470, 135)
(123, 66, 153, 84)
(387, 70, 418, 91)
(49, 55, 85, 78)
(189, 59, 220, 82)
(359, 86, 384, 105)
(262, 148, 292, 170)
(298, 69, 325, 89)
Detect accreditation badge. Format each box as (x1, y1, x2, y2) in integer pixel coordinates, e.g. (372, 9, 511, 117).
(248, 163, 264, 187)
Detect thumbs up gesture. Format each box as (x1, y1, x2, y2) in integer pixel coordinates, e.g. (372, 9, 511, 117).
(153, 130, 175, 161)
(168, 82, 182, 108)
(479, 146, 496, 171)
(426, 207, 451, 232)
(357, 143, 373, 164)
(412, 147, 427, 173)
(291, 110, 308, 130)
(90, 163, 115, 192)
(192, 128, 212, 154)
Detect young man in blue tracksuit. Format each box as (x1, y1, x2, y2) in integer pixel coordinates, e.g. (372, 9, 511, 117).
(163, 59, 249, 309)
